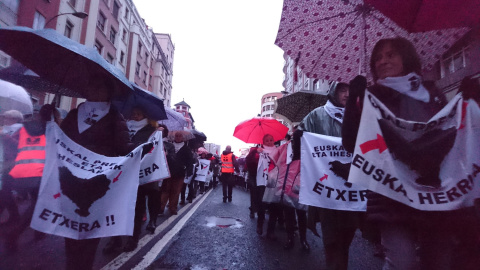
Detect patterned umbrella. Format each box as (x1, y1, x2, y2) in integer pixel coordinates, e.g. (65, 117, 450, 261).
(275, 0, 469, 83)
(274, 90, 328, 123)
(233, 117, 289, 144)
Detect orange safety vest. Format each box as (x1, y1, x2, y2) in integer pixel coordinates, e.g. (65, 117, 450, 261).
(221, 153, 234, 173)
(9, 127, 46, 179)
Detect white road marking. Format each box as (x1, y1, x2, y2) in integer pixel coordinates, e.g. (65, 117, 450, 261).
(100, 189, 212, 270)
(132, 189, 212, 269)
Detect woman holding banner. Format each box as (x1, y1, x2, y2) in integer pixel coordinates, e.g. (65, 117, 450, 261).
(60, 77, 133, 270)
(342, 37, 480, 270)
(103, 107, 159, 253)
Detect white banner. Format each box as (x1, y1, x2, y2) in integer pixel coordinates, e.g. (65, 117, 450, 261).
(194, 159, 211, 182)
(349, 92, 480, 210)
(31, 123, 145, 240)
(139, 131, 170, 185)
(300, 132, 367, 211)
(256, 153, 271, 186)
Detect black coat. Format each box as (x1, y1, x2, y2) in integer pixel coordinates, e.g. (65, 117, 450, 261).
(168, 143, 194, 178)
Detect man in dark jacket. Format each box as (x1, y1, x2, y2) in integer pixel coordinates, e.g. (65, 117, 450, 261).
(220, 145, 239, 203)
(159, 132, 194, 215)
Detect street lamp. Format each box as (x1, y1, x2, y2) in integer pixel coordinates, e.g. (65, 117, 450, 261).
(45, 11, 88, 28)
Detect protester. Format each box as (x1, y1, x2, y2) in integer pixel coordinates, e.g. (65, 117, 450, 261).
(264, 130, 310, 251)
(296, 82, 361, 270)
(220, 145, 239, 203)
(60, 76, 133, 270)
(245, 146, 260, 219)
(159, 131, 194, 215)
(103, 107, 158, 253)
(252, 134, 280, 239)
(342, 37, 480, 269)
(4, 104, 55, 252)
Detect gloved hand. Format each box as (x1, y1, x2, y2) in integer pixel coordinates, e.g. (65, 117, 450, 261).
(141, 143, 154, 158)
(349, 75, 367, 98)
(39, 103, 56, 122)
(292, 129, 303, 161)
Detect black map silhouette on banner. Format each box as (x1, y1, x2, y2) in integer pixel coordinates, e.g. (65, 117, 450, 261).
(328, 161, 352, 188)
(58, 167, 111, 217)
(378, 119, 457, 188)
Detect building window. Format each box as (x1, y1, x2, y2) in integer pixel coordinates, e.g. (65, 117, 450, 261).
(68, 0, 77, 8)
(124, 8, 129, 19)
(64, 20, 73, 38)
(33, 11, 45, 30)
(135, 62, 140, 76)
(122, 29, 127, 42)
(0, 53, 10, 68)
(149, 75, 152, 86)
(106, 53, 114, 64)
(97, 12, 106, 31)
(441, 46, 469, 78)
(138, 42, 142, 55)
(109, 27, 117, 44)
(143, 71, 147, 84)
(120, 51, 125, 65)
(160, 83, 164, 95)
(145, 52, 149, 62)
(94, 40, 103, 54)
(113, 1, 120, 20)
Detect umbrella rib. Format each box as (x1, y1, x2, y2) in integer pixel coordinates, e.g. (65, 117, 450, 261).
(370, 12, 404, 37)
(277, 10, 358, 41)
(309, 11, 362, 75)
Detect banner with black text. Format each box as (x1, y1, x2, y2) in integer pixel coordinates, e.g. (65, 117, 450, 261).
(31, 123, 144, 239)
(349, 92, 480, 210)
(300, 132, 367, 211)
(194, 159, 211, 182)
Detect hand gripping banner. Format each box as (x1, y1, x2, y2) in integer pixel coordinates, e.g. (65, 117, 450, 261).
(31, 123, 147, 239)
(256, 153, 272, 186)
(349, 92, 480, 211)
(299, 132, 367, 211)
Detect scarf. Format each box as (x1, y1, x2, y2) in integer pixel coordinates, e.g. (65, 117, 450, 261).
(127, 118, 148, 139)
(324, 100, 345, 123)
(262, 145, 277, 155)
(77, 101, 110, 133)
(173, 142, 185, 153)
(377, 72, 430, 103)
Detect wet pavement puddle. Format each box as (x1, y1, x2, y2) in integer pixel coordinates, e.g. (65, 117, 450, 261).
(205, 216, 243, 228)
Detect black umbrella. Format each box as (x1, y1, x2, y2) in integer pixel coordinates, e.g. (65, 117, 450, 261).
(0, 26, 132, 99)
(191, 129, 207, 141)
(274, 91, 328, 123)
(112, 84, 167, 121)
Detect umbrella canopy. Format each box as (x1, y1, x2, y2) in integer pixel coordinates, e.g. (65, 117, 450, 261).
(275, 0, 469, 83)
(191, 129, 207, 142)
(0, 64, 83, 97)
(0, 26, 132, 99)
(274, 90, 328, 123)
(112, 84, 167, 121)
(366, 0, 480, 32)
(158, 106, 187, 131)
(233, 117, 289, 144)
(0, 79, 33, 115)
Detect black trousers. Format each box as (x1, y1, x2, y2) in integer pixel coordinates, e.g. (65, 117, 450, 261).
(221, 173, 235, 200)
(284, 207, 307, 240)
(133, 184, 160, 238)
(267, 203, 283, 234)
(65, 238, 101, 270)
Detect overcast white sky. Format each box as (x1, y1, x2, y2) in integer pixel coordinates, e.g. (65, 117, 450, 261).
(133, 0, 285, 155)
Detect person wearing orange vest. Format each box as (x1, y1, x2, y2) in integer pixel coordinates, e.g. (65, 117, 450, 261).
(220, 145, 239, 203)
(5, 104, 54, 253)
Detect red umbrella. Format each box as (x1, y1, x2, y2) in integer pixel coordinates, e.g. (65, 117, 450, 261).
(233, 117, 289, 144)
(365, 0, 480, 32)
(275, 0, 469, 83)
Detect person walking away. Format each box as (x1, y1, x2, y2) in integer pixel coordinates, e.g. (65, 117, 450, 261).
(159, 132, 194, 215)
(60, 75, 132, 270)
(342, 37, 480, 270)
(296, 82, 362, 270)
(245, 146, 260, 219)
(220, 145, 239, 202)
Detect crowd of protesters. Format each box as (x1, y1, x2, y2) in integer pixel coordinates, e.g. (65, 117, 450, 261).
(1, 37, 480, 270)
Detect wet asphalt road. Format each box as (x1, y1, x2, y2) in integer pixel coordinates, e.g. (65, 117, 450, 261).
(0, 184, 384, 270)
(148, 185, 384, 270)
